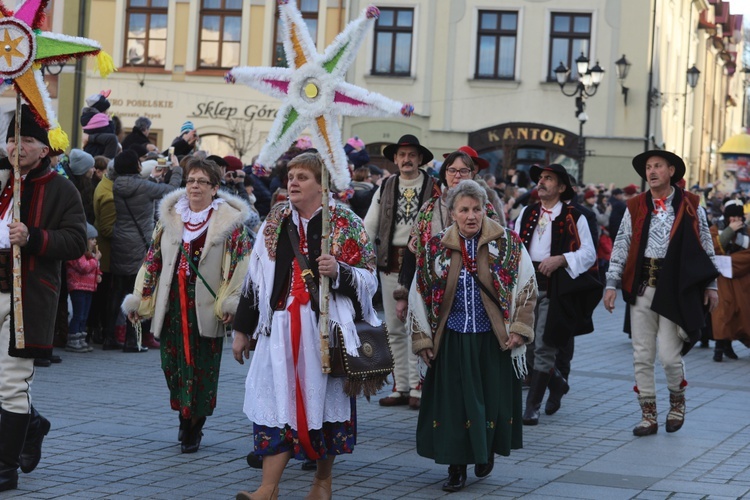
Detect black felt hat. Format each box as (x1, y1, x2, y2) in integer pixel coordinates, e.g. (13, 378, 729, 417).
(632, 150, 686, 184)
(382, 134, 433, 166)
(6, 104, 50, 148)
(530, 164, 575, 201)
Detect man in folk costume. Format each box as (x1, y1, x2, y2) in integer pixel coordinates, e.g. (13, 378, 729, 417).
(604, 150, 718, 436)
(516, 164, 598, 426)
(0, 106, 87, 491)
(364, 134, 435, 409)
(710, 199, 750, 361)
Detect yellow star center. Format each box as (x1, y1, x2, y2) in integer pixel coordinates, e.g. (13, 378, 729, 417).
(1, 29, 25, 67)
(304, 82, 319, 99)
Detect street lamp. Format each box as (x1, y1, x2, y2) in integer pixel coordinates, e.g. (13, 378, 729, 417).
(554, 52, 605, 182)
(615, 54, 631, 105)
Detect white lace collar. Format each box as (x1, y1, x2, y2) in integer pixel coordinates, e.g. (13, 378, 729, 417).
(175, 195, 225, 225)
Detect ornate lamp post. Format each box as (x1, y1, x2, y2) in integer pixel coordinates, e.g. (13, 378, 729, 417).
(554, 52, 605, 182)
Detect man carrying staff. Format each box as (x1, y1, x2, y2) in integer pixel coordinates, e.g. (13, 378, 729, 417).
(0, 106, 87, 491)
(604, 150, 718, 436)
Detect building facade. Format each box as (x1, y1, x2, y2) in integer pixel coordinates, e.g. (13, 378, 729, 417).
(4, 0, 742, 189)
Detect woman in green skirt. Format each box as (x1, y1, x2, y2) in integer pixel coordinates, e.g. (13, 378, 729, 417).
(409, 179, 537, 493)
(123, 157, 252, 453)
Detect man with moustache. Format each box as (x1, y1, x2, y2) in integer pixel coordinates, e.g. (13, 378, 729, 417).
(515, 164, 598, 426)
(364, 135, 435, 409)
(604, 151, 718, 436)
(0, 106, 87, 491)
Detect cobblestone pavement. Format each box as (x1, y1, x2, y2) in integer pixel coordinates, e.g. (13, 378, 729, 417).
(5, 302, 750, 499)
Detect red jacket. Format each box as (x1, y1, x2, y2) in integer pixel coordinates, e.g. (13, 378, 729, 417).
(66, 254, 100, 292)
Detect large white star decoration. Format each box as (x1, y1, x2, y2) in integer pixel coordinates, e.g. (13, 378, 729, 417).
(226, 1, 413, 190)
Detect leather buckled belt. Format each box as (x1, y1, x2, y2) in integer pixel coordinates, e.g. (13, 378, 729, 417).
(641, 258, 664, 288)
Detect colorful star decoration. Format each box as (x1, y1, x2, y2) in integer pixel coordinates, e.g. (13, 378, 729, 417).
(226, 1, 413, 190)
(0, 0, 114, 151)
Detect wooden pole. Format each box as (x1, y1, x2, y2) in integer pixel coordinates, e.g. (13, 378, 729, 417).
(12, 94, 24, 349)
(319, 165, 331, 373)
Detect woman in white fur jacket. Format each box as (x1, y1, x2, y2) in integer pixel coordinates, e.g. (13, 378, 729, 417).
(123, 157, 252, 454)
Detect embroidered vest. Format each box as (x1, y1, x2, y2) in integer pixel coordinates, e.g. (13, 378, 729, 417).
(518, 202, 582, 258)
(620, 189, 701, 302)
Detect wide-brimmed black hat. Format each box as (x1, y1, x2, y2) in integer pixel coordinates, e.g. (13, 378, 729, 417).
(632, 150, 686, 184)
(530, 164, 575, 201)
(382, 134, 433, 166)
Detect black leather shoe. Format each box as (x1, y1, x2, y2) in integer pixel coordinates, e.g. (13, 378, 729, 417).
(102, 339, 124, 351)
(713, 350, 723, 362)
(181, 417, 206, 454)
(33, 358, 51, 368)
(19, 407, 50, 473)
(474, 453, 494, 478)
(724, 343, 739, 360)
(178, 415, 188, 442)
(442, 465, 467, 492)
(301, 458, 317, 471)
(123, 344, 148, 353)
(246, 452, 263, 469)
(49, 355, 62, 364)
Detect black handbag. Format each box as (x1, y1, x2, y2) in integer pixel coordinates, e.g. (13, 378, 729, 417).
(287, 222, 394, 399)
(330, 321, 394, 399)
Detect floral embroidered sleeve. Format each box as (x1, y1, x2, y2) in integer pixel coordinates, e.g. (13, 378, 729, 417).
(214, 225, 253, 318)
(121, 221, 164, 318)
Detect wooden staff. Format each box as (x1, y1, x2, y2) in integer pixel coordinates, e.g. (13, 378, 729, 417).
(12, 94, 24, 349)
(318, 165, 331, 373)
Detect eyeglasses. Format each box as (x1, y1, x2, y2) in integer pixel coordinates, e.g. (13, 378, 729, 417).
(186, 178, 214, 186)
(446, 168, 472, 176)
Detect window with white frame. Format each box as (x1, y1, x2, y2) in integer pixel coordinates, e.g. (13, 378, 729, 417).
(476, 10, 518, 79)
(372, 7, 413, 76)
(548, 13, 591, 81)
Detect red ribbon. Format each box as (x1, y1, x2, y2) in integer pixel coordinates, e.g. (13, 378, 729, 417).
(653, 197, 667, 214)
(178, 242, 193, 366)
(288, 259, 320, 460)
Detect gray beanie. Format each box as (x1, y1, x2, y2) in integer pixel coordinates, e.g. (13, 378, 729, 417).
(86, 222, 98, 239)
(69, 149, 95, 176)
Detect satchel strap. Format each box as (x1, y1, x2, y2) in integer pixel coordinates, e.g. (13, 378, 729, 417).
(468, 270, 507, 319)
(286, 220, 320, 312)
(178, 244, 216, 298)
(122, 197, 150, 249)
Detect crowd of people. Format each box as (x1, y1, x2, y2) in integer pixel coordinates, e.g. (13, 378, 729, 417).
(0, 96, 747, 497)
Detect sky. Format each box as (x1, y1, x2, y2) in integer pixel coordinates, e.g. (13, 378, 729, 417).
(731, 0, 750, 26)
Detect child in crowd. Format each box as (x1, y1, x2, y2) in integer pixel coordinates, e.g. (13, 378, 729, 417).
(65, 223, 102, 353)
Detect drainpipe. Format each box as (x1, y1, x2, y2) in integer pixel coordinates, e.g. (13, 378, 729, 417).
(642, 0, 659, 191)
(71, 0, 87, 149)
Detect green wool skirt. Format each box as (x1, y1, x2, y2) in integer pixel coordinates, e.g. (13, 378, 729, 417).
(416, 329, 523, 465)
(161, 279, 224, 419)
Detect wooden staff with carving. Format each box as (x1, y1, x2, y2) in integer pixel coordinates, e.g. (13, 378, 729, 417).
(12, 94, 24, 349)
(318, 165, 331, 373)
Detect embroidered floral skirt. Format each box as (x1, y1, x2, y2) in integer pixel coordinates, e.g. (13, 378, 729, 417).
(161, 280, 224, 419)
(417, 329, 522, 465)
(253, 398, 357, 460)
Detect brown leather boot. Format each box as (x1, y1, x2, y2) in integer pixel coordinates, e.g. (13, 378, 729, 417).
(633, 396, 658, 436)
(665, 390, 686, 433)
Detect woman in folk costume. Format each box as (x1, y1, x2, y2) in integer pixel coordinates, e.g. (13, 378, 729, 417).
(710, 199, 750, 361)
(232, 152, 379, 500)
(394, 147, 503, 320)
(409, 180, 537, 493)
(123, 157, 252, 453)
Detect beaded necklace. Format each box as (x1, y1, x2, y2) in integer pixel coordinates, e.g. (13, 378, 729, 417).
(184, 209, 213, 232)
(459, 236, 477, 274)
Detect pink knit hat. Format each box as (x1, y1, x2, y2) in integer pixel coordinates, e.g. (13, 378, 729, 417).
(83, 113, 110, 131)
(347, 136, 365, 149)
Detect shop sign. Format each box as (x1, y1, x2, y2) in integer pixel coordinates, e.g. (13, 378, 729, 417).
(469, 122, 578, 156)
(190, 101, 279, 121)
